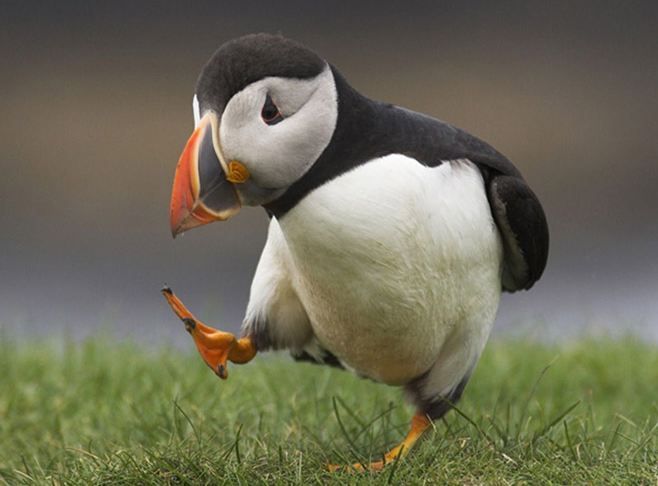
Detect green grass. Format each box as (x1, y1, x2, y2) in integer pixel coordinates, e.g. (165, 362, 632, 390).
(0, 336, 657, 484)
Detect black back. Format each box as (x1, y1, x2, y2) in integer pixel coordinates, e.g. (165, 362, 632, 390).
(265, 67, 524, 216)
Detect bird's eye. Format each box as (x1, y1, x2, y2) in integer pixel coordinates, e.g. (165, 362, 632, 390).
(261, 95, 283, 125)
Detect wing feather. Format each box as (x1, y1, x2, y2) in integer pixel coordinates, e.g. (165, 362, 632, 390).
(486, 174, 549, 291)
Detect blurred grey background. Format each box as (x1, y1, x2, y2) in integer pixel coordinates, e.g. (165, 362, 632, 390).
(1, 1, 657, 343)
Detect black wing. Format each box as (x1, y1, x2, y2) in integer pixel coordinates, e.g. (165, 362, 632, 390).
(485, 173, 549, 291)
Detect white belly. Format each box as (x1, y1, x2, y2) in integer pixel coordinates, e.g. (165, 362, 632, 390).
(278, 155, 503, 385)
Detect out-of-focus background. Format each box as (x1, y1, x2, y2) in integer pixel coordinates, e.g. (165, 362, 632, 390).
(1, 1, 656, 343)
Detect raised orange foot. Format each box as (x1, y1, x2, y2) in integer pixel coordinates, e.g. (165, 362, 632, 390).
(161, 286, 256, 379)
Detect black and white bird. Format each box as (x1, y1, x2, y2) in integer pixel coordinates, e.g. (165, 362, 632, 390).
(163, 33, 548, 471)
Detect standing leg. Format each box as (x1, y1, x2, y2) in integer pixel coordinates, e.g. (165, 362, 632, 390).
(328, 371, 472, 472)
(328, 411, 433, 472)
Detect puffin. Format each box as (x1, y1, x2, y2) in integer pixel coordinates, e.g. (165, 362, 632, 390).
(162, 33, 548, 471)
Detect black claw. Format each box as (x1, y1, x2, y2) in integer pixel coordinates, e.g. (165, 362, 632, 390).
(161, 285, 173, 295)
(182, 317, 196, 332)
(217, 364, 227, 379)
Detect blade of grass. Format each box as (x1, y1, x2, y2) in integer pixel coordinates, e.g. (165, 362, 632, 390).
(386, 444, 404, 484)
(516, 356, 558, 441)
(533, 400, 581, 444)
(605, 422, 623, 456)
(173, 399, 202, 448)
(450, 402, 496, 448)
(332, 396, 366, 469)
(563, 420, 578, 461)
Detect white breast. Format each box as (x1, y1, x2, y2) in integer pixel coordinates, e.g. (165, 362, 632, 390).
(278, 155, 503, 385)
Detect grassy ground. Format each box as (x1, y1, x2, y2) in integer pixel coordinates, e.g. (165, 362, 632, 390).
(0, 336, 657, 484)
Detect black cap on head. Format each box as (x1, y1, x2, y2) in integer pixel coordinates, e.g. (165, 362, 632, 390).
(196, 33, 326, 113)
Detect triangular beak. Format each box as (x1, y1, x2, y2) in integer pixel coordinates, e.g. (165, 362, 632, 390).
(169, 113, 241, 237)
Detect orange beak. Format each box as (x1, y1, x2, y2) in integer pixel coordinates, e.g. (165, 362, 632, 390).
(169, 113, 241, 237)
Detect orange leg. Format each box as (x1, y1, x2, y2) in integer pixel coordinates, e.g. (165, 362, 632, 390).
(328, 412, 432, 473)
(161, 286, 256, 379)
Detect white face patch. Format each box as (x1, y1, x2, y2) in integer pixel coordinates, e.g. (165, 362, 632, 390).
(218, 65, 338, 190)
(192, 94, 201, 128)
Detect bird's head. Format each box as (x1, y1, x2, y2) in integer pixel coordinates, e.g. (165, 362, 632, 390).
(169, 34, 338, 236)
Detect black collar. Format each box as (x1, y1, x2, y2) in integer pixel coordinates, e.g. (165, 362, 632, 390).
(265, 66, 519, 218)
